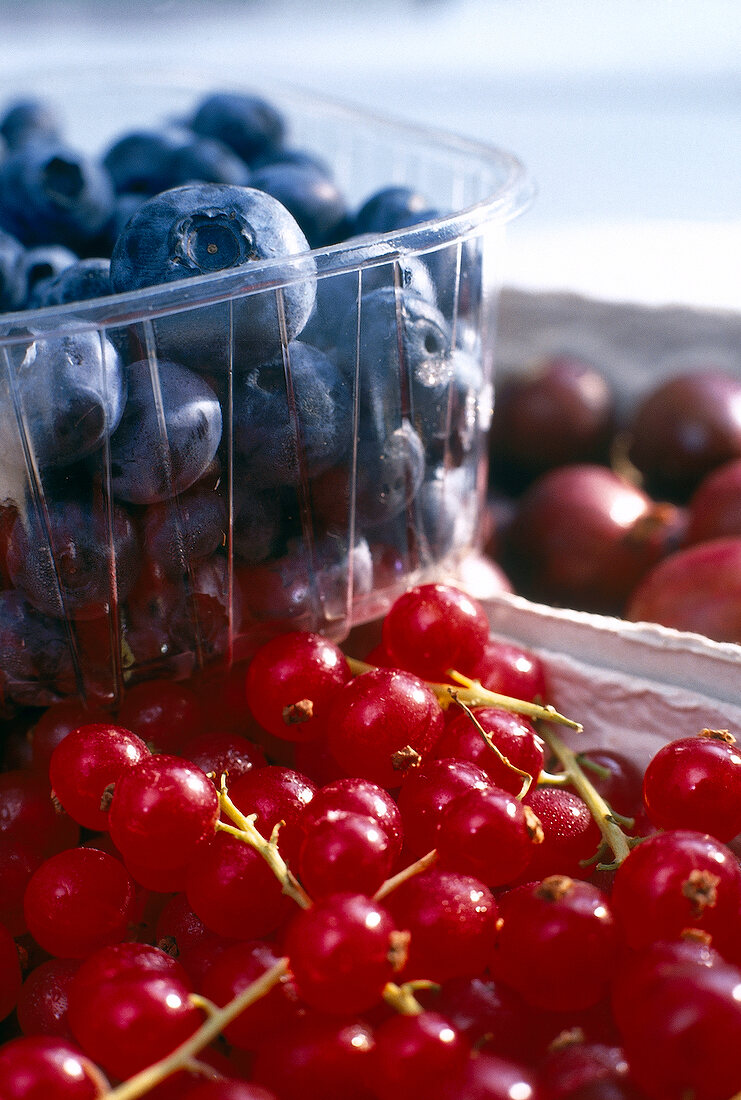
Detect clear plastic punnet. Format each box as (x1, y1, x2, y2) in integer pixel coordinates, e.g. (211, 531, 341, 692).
(0, 75, 532, 707)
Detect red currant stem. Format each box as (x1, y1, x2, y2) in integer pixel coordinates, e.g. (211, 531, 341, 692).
(536, 724, 632, 866)
(450, 693, 533, 799)
(537, 770, 570, 786)
(217, 780, 313, 910)
(575, 753, 612, 781)
(382, 981, 428, 1016)
(344, 660, 581, 730)
(102, 958, 289, 1099)
(374, 848, 439, 901)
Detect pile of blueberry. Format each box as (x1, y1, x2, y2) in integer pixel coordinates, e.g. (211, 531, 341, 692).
(2, 581, 741, 1099)
(486, 355, 741, 641)
(0, 89, 488, 709)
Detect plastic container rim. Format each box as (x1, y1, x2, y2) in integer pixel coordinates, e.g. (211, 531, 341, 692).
(0, 70, 535, 344)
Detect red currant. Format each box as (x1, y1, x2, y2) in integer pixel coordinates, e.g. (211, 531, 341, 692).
(382, 582, 489, 680)
(0, 1036, 109, 1099)
(642, 730, 741, 840)
(49, 722, 150, 832)
(246, 631, 351, 742)
(284, 892, 402, 1014)
(326, 667, 443, 789)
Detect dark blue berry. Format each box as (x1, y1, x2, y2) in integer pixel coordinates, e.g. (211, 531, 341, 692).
(190, 91, 285, 165)
(20, 244, 77, 300)
(336, 284, 453, 448)
(6, 494, 140, 621)
(7, 326, 125, 467)
(0, 589, 76, 707)
(109, 358, 222, 504)
(0, 144, 114, 251)
(232, 483, 283, 565)
(352, 185, 437, 235)
(0, 97, 61, 151)
(141, 484, 227, 578)
(232, 340, 351, 486)
(102, 128, 187, 195)
(250, 161, 348, 248)
(29, 257, 112, 308)
(167, 135, 251, 188)
(110, 182, 316, 371)
(302, 253, 437, 351)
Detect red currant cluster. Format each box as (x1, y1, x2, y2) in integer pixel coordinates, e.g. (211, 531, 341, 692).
(1, 582, 741, 1100)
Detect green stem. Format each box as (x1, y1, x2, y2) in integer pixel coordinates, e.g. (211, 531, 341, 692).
(537, 724, 632, 866)
(374, 848, 438, 901)
(449, 696, 533, 799)
(104, 958, 289, 1099)
(217, 782, 312, 910)
(345, 658, 582, 732)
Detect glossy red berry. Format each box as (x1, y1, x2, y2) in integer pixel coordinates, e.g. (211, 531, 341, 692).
(434, 707, 545, 794)
(385, 868, 498, 984)
(284, 893, 402, 1014)
(298, 809, 393, 898)
(326, 667, 444, 789)
(0, 1036, 109, 1099)
(246, 631, 351, 742)
(116, 678, 205, 753)
(642, 731, 741, 840)
(23, 848, 137, 958)
(521, 785, 602, 880)
(49, 722, 150, 831)
(16, 957, 81, 1038)
(437, 785, 543, 886)
(108, 753, 218, 870)
(371, 1011, 471, 1100)
(610, 829, 741, 955)
(381, 582, 490, 680)
(302, 776, 404, 861)
(489, 876, 618, 1012)
(396, 757, 490, 858)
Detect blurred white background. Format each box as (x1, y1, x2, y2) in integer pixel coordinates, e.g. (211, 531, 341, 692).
(2, 0, 740, 308)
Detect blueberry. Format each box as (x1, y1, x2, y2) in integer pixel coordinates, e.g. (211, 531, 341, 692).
(0, 143, 114, 251)
(232, 340, 351, 486)
(352, 185, 438, 235)
(250, 161, 348, 248)
(109, 358, 222, 504)
(6, 325, 125, 468)
(310, 417, 426, 530)
(238, 533, 373, 626)
(376, 464, 476, 569)
(190, 91, 285, 165)
(102, 128, 188, 195)
(167, 553, 237, 663)
(20, 244, 77, 300)
(232, 483, 283, 565)
(0, 227, 26, 311)
(167, 135, 251, 188)
(250, 146, 333, 176)
(95, 192, 147, 256)
(336, 285, 453, 446)
(110, 183, 316, 371)
(356, 419, 426, 527)
(29, 257, 112, 308)
(6, 494, 141, 621)
(0, 97, 61, 151)
(141, 484, 227, 578)
(302, 252, 437, 350)
(0, 589, 76, 707)
(125, 552, 237, 673)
